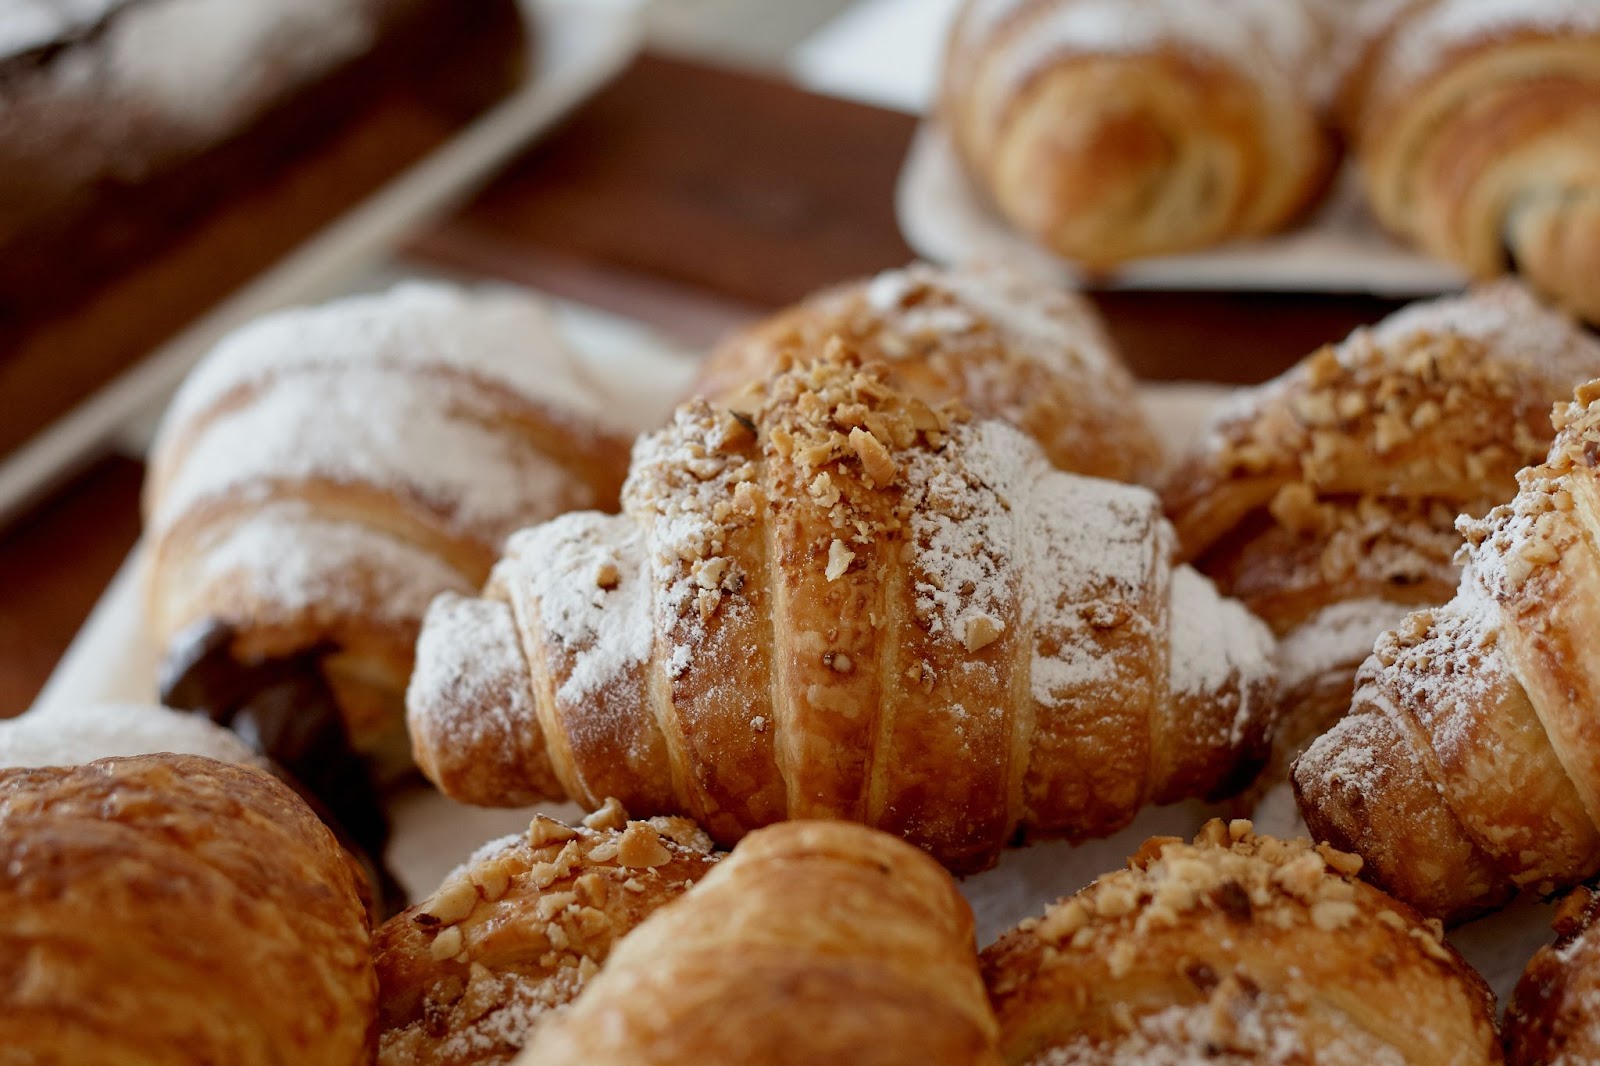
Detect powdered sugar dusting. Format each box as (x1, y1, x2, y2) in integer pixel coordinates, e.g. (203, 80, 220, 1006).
(1168, 566, 1275, 704)
(187, 503, 469, 623)
(1027, 993, 1405, 1065)
(0, 0, 125, 60)
(153, 368, 582, 545)
(864, 262, 1120, 382)
(1277, 598, 1413, 693)
(1380, 0, 1600, 91)
(408, 593, 536, 755)
(1367, 280, 1600, 385)
(497, 512, 653, 709)
(989, 0, 1331, 106)
(160, 283, 630, 439)
(0, 703, 262, 770)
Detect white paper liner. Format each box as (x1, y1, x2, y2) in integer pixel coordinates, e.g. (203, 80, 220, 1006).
(898, 121, 1470, 298)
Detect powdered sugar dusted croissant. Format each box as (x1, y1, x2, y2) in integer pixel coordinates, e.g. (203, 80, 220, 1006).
(375, 801, 719, 1066)
(983, 819, 1500, 1065)
(1506, 884, 1600, 1065)
(1343, 0, 1600, 320)
(0, 754, 375, 1064)
(691, 262, 1161, 484)
(940, 0, 1339, 267)
(409, 348, 1276, 873)
(144, 283, 638, 774)
(1166, 283, 1600, 806)
(1297, 379, 1600, 922)
(519, 820, 1000, 1066)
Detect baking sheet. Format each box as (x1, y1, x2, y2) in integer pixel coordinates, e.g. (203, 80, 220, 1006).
(898, 121, 1469, 298)
(0, 0, 646, 525)
(20, 304, 1552, 1007)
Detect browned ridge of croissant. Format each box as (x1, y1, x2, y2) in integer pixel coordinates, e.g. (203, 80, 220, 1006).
(1297, 378, 1600, 923)
(408, 349, 1277, 874)
(519, 820, 1001, 1066)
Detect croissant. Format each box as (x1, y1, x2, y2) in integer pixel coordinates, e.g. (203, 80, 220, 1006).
(143, 282, 637, 776)
(519, 819, 1000, 1065)
(939, 0, 1338, 268)
(0, 701, 263, 770)
(374, 800, 719, 1066)
(982, 818, 1501, 1065)
(408, 348, 1276, 873)
(1343, 0, 1600, 321)
(1297, 378, 1600, 922)
(1505, 884, 1600, 1065)
(690, 261, 1161, 484)
(1165, 282, 1600, 804)
(0, 753, 375, 1064)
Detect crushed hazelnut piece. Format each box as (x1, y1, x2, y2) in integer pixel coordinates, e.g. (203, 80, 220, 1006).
(583, 799, 629, 833)
(616, 823, 673, 868)
(963, 613, 1004, 652)
(826, 538, 856, 581)
(421, 881, 478, 926)
(430, 925, 464, 961)
(528, 816, 580, 849)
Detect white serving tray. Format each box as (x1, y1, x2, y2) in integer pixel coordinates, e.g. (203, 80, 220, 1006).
(0, 0, 646, 525)
(899, 122, 1469, 298)
(20, 293, 1554, 1005)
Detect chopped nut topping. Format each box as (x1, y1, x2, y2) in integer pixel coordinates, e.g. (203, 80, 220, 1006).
(616, 823, 673, 869)
(826, 538, 856, 581)
(962, 613, 1004, 652)
(430, 925, 464, 961)
(528, 816, 580, 850)
(582, 799, 629, 833)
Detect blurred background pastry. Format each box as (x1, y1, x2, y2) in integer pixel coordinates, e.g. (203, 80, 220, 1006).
(0, 0, 529, 478)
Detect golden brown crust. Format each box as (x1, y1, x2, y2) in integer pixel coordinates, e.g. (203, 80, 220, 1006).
(939, 0, 1337, 267)
(691, 262, 1161, 484)
(1506, 884, 1600, 1065)
(1297, 377, 1600, 921)
(519, 820, 1000, 1066)
(1168, 284, 1600, 810)
(409, 347, 1277, 873)
(1346, 4, 1600, 320)
(983, 819, 1501, 1065)
(143, 287, 633, 768)
(0, 754, 375, 1066)
(375, 803, 719, 1066)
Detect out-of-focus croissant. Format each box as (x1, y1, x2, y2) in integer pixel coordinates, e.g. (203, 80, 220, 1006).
(1343, 0, 1600, 321)
(409, 350, 1276, 873)
(1297, 378, 1600, 922)
(374, 801, 719, 1066)
(0, 754, 375, 1065)
(983, 819, 1501, 1064)
(940, 0, 1339, 267)
(519, 820, 1000, 1066)
(1166, 283, 1600, 805)
(691, 262, 1162, 484)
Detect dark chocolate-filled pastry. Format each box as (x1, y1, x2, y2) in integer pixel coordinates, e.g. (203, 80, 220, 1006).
(142, 283, 642, 781)
(161, 616, 405, 917)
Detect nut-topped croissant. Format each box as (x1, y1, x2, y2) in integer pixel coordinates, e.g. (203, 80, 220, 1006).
(408, 346, 1276, 873)
(1506, 884, 1600, 1065)
(1165, 283, 1600, 805)
(375, 800, 720, 1066)
(1343, 0, 1600, 321)
(519, 820, 1001, 1066)
(983, 819, 1502, 1065)
(1297, 378, 1600, 922)
(690, 262, 1162, 484)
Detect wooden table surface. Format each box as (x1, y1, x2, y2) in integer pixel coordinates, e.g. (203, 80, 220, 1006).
(0, 53, 1410, 716)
